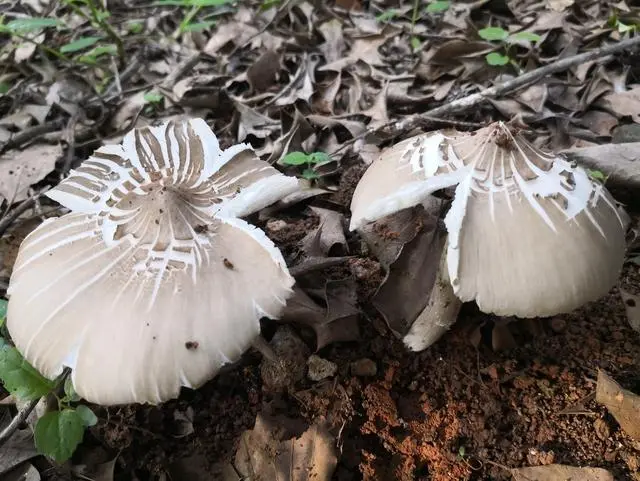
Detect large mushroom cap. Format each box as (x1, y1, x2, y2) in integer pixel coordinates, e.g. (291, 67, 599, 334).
(349, 121, 628, 318)
(6, 118, 299, 405)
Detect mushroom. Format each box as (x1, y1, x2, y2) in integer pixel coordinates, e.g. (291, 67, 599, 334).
(6, 118, 300, 405)
(350, 121, 629, 350)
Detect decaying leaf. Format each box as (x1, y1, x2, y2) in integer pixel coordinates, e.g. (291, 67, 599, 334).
(601, 87, 640, 123)
(281, 279, 360, 351)
(358, 199, 448, 337)
(301, 207, 348, 257)
(0, 143, 62, 203)
(0, 427, 38, 476)
(234, 413, 337, 481)
(595, 369, 640, 441)
(511, 464, 614, 481)
(1, 462, 40, 481)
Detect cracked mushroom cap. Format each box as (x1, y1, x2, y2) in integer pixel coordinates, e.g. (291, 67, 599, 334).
(6, 118, 300, 405)
(350, 121, 628, 318)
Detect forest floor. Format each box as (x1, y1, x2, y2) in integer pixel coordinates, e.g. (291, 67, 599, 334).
(1, 0, 640, 480)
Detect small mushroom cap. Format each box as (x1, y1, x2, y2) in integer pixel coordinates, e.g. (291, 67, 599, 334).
(7, 118, 299, 405)
(349, 121, 628, 317)
(349, 130, 463, 231)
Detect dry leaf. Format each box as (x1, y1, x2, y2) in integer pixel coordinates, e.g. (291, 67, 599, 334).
(281, 279, 360, 350)
(600, 87, 640, 122)
(247, 51, 281, 92)
(318, 19, 346, 64)
(0, 427, 38, 476)
(234, 102, 280, 141)
(0, 143, 62, 203)
(234, 413, 337, 481)
(301, 207, 348, 257)
(511, 464, 614, 481)
(1, 463, 40, 481)
(595, 369, 640, 441)
(358, 200, 448, 337)
(546, 0, 574, 11)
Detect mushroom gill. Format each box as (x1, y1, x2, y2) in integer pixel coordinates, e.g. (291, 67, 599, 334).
(6, 118, 300, 405)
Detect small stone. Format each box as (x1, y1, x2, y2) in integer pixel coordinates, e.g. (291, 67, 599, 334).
(306, 354, 338, 382)
(265, 219, 288, 233)
(350, 358, 377, 377)
(550, 317, 566, 333)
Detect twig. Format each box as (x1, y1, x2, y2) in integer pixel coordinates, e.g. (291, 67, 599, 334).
(0, 397, 39, 448)
(0, 188, 50, 239)
(394, 35, 640, 132)
(333, 35, 640, 156)
(1, 119, 66, 153)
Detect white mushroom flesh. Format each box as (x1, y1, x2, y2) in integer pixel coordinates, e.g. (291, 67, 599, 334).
(7, 118, 299, 405)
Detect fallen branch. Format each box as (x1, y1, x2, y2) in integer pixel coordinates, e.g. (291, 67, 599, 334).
(0, 397, 39, 448)
(393, 35, 640, 133)
(333, 35, 640, 156)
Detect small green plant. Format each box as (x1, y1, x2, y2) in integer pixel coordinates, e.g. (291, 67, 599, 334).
(478, 26, 541, 67)
(62, 0, 125, 60)
(281, 151, 331, 181)
(376, 9, 398, 22)
(153, 0, 234, 35)
(425, 1, 450, 14)
(0, 299, 97, 463)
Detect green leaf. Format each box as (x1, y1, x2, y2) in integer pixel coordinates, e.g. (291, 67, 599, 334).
(79, 43, 117, 62)
(308, 152, 331, 164)
(127, 21, 144, 34)
(191, 0, 234, 6)
(410, 36, 421, 51)
(143, 91, 164, 104)
(478, 26, 509, 41)
(617, 21, 636, 33)
(181, 20, 216, 32)
(34, 409, 85, 462)
(376, 9, 398, 22)
(0, 83, 9, 95)
(60, 36, 101, 53)
(0, 299, 7, 321)
(507, 31, 541, 43)
(75, 405, 98, 427)
(260, 0, 280, 10)
(63, 377, 81, 403)
(6, 17, 61, 32)
(302, 168, 319, 180)
(485, 52, 510, 66)
(0, 344, 55, 400)
(281, 151, 311, 166)
(426, 1, 450, 13)
(587, 169, 606, 181)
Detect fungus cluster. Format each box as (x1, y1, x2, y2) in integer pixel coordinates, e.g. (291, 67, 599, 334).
(6, 118, 299, 405)
(350, 122, 629, 350)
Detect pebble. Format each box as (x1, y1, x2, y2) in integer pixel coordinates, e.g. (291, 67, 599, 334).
(350, 358, 377, 377)
(307, 355, 338, 381)
(265, 219, 288, 233)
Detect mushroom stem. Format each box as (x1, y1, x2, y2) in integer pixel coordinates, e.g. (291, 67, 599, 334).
(402, 241, 462, 351)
